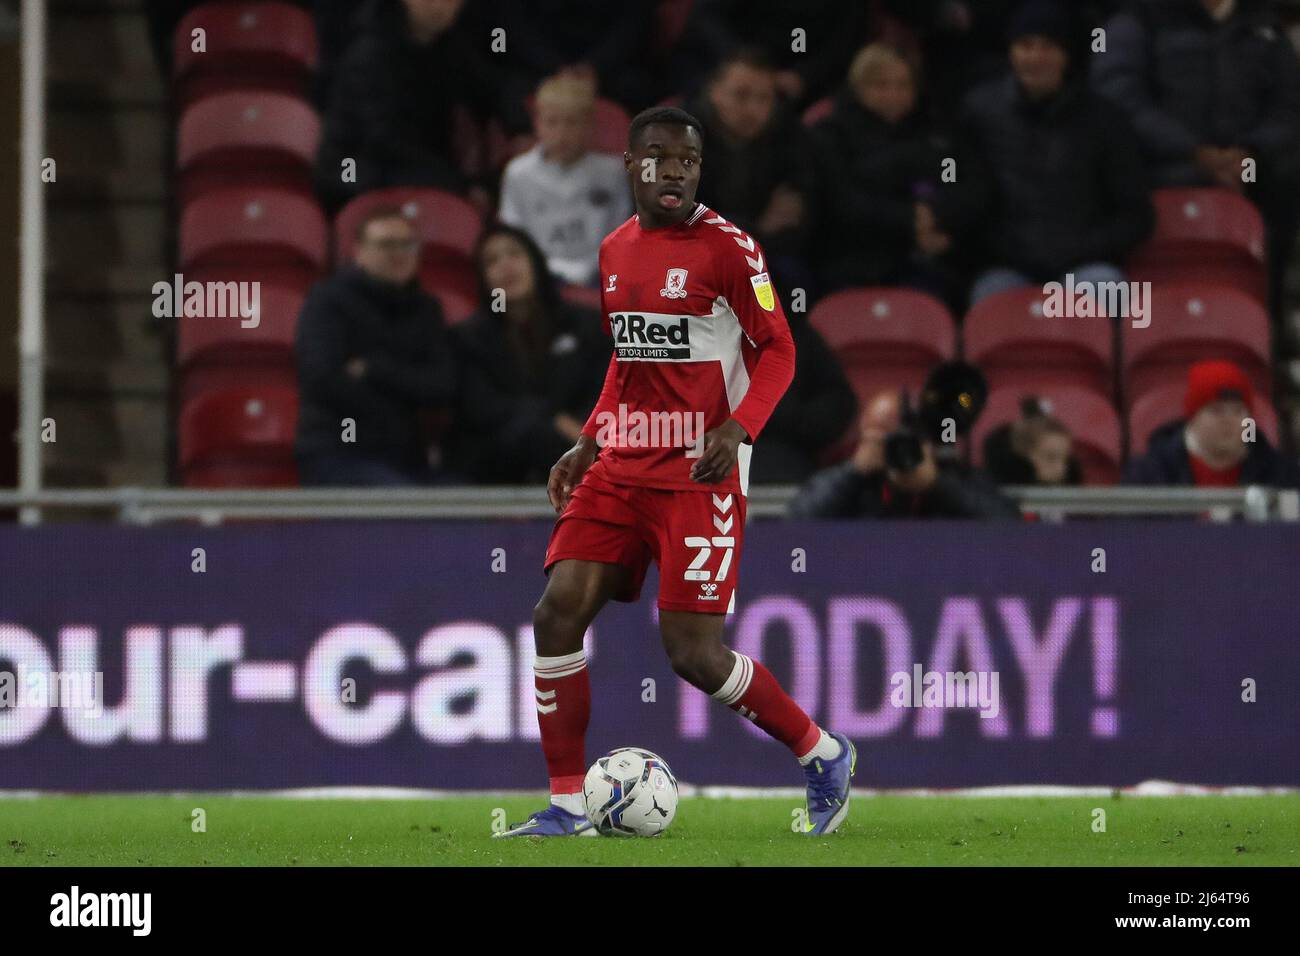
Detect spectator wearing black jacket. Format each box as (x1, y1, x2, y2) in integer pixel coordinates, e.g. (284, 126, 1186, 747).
(314, 0, 530, 214)
(789, 391, 1021, 518)
(484, 0, 656, 112)
(686, 49, 815, 295)
(808, 43, 961, 302)
(936, 0, 1154, 304)
(445, 223, 610, 484)
(748, 313, 858, 484)
(1091, 0, 1300, 317)
(1125, 360, 1300, 488)
(671, 0, 872, 109)
(295, 208, 458, 485)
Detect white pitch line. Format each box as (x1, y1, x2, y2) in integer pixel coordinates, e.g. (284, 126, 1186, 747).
(0, 781, 1293, 800)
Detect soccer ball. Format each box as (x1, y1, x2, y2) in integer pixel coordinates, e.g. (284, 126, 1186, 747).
(583, 747, 679, 837)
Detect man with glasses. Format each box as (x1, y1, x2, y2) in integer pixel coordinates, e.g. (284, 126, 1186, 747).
(294, 208, 458, 486)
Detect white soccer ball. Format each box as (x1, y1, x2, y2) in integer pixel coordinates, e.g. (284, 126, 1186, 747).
(583, 747, 679, 837)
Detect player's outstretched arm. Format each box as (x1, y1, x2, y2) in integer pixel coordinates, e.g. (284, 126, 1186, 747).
(547, 435, 599, 513)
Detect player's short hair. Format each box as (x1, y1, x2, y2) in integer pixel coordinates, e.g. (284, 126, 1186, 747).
(627, 106, 704, 150)
(354, 205, 414, 244)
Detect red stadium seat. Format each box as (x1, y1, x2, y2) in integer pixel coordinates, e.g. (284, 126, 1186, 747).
(810, 288, 956, 405)
(964, 287, 1114, 399)
(180, 187, 328, 287)
(334, 188, 483, 265)
(1128, 382, 1280, 456)
(1121, 283, 1272, 409)
(432, 287, 477, 326)
(589, 98, 633, 157)
(1127, 188, 1267, 304)
(177, 92, 320, 207)
(973, 386, 1123, 485)
(173, 2, 317, 107)
(177, 281, 304, 403)
(179, 384, 299, 487)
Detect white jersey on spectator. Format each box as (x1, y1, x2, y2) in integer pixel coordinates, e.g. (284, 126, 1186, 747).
(498, 145, 632, 286)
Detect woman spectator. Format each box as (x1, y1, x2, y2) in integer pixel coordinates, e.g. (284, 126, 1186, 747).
(445, 224, 610, 483)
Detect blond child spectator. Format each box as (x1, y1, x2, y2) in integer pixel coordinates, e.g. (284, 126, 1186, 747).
(497, 73, 632, 287)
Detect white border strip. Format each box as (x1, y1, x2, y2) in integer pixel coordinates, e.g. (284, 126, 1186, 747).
(0, 781, 1293, 800)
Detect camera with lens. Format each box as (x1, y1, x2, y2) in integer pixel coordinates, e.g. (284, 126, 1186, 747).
(883, 362, 989, 474)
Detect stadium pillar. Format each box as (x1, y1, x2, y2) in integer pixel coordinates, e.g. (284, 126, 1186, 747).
(17, 0, 45, 524)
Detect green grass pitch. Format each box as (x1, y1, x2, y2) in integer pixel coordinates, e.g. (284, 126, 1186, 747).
(2, 794, 1296, 866)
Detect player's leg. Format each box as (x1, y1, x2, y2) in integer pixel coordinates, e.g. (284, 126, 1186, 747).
(531, 557, 629, 798)
(496, 557, 629, 838)
(653, 486, 856, 835)
(659, 609, 856, 835)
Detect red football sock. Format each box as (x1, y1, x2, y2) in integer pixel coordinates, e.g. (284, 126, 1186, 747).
(534, 650, 590, 794)
(712, 652, 818, 756)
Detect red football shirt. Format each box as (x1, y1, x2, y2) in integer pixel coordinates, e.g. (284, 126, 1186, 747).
(580, 202, 796, 494)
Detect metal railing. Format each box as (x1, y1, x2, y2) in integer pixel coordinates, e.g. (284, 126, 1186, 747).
(0, 485, 1296, 525)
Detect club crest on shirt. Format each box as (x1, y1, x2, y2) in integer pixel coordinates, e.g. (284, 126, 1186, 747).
(660, 268, 688, 299)
(750, 272, 775, 311)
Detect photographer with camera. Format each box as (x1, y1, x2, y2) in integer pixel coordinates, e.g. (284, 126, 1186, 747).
(788, 363, 1021, 519)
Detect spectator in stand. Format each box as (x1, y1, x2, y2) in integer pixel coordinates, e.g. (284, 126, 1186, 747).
(982, 397, 1083, 485)
(788, 390, 1021, 518)
(314, 0, 530, 214)
(1091, 0, 1300, 318)
(809, 42, 961, 303)
(498, 73, 632, 288)
(874, 1, 1020, 120)
(295, 207, 458, 486)
(446, 223, 611, 484)
(934, 0, 1154, 305)
(748, 308, 858, 484)
(1125, 360, 1300, 488)
(685, 49, 814, 294)
(670, 0, 872, 108)
(875, 1, 1121, 122)
(487, 0, 655, 112)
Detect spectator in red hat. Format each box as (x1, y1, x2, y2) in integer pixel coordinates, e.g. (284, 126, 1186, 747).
(1125, 359, 1300, 488)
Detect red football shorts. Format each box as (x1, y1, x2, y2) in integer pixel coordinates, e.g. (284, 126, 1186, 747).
(544, 469, 746, 613)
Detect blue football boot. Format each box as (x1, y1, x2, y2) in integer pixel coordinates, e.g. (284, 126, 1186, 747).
(493, 804, 597, 838)
(801, 732, 856, 836)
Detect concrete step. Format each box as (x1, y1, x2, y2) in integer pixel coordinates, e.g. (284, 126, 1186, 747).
(47, 199, 167, 272)
(46, 292, 166, 365)
(49, 102, 168, 179)
(49, 2, 158, 87)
